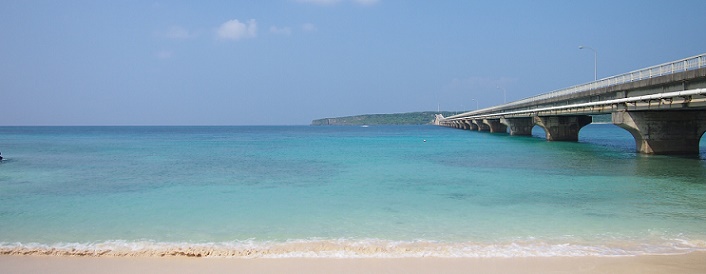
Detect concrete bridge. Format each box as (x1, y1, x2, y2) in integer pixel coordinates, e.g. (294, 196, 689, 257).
(437, 53, 706, 155)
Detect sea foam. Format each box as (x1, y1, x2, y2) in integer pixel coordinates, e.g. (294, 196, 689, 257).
(2, 238, 705, 258)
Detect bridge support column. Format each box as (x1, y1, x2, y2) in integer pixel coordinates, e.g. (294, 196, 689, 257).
(534, 115, 592, 141)
(500, 117, 534, 136)
(483, 119, 508, 133)
(459, 120, 470, 130)
(612, 110, 706, 155)
(457, 121, 465, 129)
(473, 119, 490, 132)
(466, 120, 478, 131)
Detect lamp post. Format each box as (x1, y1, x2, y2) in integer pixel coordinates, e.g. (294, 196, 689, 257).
(471, 99, 478, 110)
(579, 45, 597, 81)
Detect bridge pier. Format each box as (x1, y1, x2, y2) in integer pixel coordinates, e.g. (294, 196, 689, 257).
(459, 120, 470, 130)
(467, 120, 476, 130)
(612, 110, 706, 154)
(473, 119, 490, 132)
(534, 115, 592, 141)
(483, 119, 508, 133)
(500, 117, 534, 136)
(466, 120, 479, 131)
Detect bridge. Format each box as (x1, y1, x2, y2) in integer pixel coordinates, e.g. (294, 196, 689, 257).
(437, 53, 706, 155)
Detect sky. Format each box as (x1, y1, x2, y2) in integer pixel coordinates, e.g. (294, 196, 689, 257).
(1, 0, 705, 126)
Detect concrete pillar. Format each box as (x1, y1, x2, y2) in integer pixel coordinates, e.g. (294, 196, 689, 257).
(456, 121, 465, 130)
(483, 119, 508, 133)
(472, 119, 490, 132)
(460, 120, 473, 131)
(468, 120, 479, 131)
(500, 117, 534, 136)
(612, 110, 706, 155)
(534, 115, 592, 141)
(462, 120, 471, 130)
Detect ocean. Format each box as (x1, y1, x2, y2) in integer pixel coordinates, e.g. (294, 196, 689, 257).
(1, 125, 705, 258)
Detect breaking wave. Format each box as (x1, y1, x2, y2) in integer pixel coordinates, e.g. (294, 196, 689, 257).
(2, 237, 706, 258)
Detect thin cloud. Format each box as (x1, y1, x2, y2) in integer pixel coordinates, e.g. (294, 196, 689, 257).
(165, 26, 196, 39)
(302, 23, 317, 32)
(270, 26, 292, 36)
(352, 0, 379, 6)
(156, 50, 173, 59)
(217, 19, 257, 40)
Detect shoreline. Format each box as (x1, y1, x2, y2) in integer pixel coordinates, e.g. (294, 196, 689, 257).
(3, 252, 706, 273)
(3, 238, 704, 258)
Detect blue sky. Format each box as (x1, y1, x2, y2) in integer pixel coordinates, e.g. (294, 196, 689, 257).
(1, 0, 705, 125)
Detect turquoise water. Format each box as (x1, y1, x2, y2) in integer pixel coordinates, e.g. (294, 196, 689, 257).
(1, 125, 705, 257)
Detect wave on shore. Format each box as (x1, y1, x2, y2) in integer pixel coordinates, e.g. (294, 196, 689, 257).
(2, 238, 705, 258)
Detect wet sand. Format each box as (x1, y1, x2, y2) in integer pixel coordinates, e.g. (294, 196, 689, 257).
(3, 252, 706, 274)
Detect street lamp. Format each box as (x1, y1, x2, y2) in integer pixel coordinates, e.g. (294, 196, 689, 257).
(579, 45, 597, 81)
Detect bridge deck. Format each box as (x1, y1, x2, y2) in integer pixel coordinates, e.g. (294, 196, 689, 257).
(443, 54, 706, 121)
(438, 53, 706, 155)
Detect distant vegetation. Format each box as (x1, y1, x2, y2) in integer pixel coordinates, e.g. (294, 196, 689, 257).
(311, 111, 458, 126)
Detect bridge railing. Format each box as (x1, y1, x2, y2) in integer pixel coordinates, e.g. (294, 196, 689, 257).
(507, 53, 706, 108)
(444, 53, 706, 120)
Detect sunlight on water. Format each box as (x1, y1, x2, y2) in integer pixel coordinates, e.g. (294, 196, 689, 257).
(1, 125, 705, 257)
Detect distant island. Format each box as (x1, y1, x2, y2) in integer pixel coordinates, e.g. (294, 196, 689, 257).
(312, 112, 613, 126)
(311, 111, 459, 126)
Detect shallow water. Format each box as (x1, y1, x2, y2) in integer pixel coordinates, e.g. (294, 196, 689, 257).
(1, 125, 705, 257)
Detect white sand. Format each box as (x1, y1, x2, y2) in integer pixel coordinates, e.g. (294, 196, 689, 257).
(3, 253, 706, 274)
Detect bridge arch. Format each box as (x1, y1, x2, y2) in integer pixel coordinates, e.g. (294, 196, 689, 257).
(612, 110, 706, 155)
(533, 115, 592, 142)
(499, 117, 533, 136)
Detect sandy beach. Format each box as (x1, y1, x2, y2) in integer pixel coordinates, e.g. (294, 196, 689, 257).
(3, 253, 706, 274)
